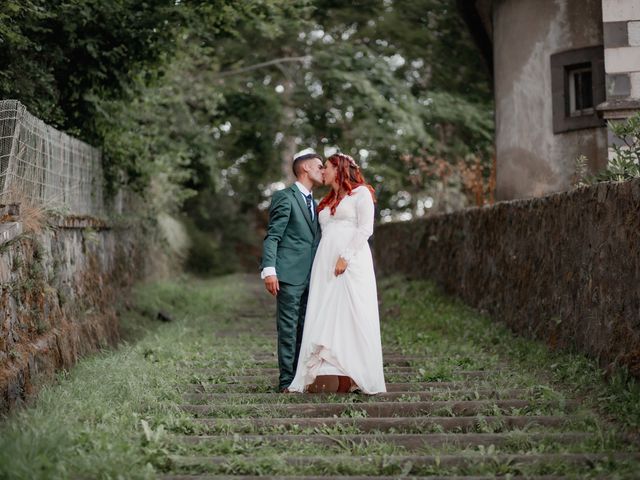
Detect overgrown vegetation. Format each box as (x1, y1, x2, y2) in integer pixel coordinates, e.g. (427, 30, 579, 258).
(381, 278, 640, 432)
(574, 113, 640, 186)
(0, 275, 245, 479)
(1, 0, 494, 274)
(1, 275, 639, 478)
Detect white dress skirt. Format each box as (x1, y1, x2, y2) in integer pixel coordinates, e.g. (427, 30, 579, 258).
(288, 185, 386, 394)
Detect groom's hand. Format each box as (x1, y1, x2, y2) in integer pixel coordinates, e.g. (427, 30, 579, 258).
(334, 257, 348, 276)
(264, 275, 280, 296)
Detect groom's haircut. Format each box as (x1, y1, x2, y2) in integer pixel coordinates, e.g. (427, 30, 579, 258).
(293, 153, 322, 178)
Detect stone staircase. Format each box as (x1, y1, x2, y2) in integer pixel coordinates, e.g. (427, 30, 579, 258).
(160, 305, 640, 479)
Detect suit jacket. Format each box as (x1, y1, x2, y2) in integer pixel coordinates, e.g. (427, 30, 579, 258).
(261, 184, 321, 285)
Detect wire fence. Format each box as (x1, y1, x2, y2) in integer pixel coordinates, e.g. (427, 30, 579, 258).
(0, 100, 105, 217)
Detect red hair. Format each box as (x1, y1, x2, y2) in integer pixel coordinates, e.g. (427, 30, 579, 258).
(317, 153, 376, 215)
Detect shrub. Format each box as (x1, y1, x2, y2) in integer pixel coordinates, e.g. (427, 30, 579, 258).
(574, 112, 640, 185)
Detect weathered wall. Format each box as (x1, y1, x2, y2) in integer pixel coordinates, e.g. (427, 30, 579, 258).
(0, 217, 145, 412)
(599, 0, 640, 131)
(373, 178, 640, 376)
(493, 0, 608, 199)
(603, 0, 640, 97)
(0, 101, 177, 413)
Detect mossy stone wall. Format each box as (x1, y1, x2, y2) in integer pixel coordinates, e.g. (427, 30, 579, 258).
(373, 179, 640, 376)
(0, 219, 144, 412)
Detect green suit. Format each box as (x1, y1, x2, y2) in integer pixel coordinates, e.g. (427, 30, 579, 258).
(261, 184, 320, 390)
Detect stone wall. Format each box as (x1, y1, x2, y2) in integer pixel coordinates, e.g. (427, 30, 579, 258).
(599, 0, 640, 141)
(0, 216, 146, 412)
(373, 178, 640, 376)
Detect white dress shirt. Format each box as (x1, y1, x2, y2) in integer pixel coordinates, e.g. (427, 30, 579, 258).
(261, 181, 314, 279)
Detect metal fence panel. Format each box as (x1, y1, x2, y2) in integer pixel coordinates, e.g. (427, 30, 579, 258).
(0, 100, 104, 217)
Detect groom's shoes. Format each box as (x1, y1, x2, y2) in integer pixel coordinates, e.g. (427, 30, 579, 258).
(280, 387, 292, 393)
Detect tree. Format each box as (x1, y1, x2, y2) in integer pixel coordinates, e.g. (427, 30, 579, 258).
(179, 0, 494, 218)
(0, 0, 180, 136)
(1, 0, 495, 273)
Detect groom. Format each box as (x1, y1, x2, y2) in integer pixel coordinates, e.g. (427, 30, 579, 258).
(261, 148, 324, 392)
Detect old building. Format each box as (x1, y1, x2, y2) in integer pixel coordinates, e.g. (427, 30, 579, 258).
(459, 0, 640, 200)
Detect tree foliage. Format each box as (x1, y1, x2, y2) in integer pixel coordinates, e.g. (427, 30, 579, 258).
(0, 0, 179, 135)
(575, 113, 640, 186)
(188, 0, 494, 215)
(1, 0, 494, 273)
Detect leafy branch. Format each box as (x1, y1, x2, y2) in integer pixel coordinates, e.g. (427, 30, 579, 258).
(212, 56, 311, 79)
(574, 113, 640, 186)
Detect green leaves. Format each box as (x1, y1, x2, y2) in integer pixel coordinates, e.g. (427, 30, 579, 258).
(2, 0, 495, 272)
(605, 114, 640, 181)
(574, 113, 640, 186)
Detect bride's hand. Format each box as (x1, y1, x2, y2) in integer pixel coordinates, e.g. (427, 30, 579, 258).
(334, 257, 348, 276)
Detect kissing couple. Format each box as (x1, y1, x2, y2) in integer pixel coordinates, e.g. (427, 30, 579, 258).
(260, 148, 386, 394)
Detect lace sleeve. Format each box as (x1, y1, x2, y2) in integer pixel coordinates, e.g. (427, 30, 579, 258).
(340, 187, 374, 263)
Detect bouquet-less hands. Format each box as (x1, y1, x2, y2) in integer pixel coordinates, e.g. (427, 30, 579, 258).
(334, 257, 348, 276)
(266, 256, 346, 294)
(264, 275, 279, 296)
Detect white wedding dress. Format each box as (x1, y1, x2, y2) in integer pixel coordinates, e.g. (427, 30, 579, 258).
(288, 185, 386, 394)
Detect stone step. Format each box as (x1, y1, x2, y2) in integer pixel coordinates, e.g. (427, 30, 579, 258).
(181, 399, 575, 418)
(183, 388, 532, 404)
(192, 366, 437, 375)
(216, 331, 278, 337)
(163, 287, 639, 480)
(247, 355, 454, 366)
(170, 452, 640, 471)
(250, 352, 408, 360)
(162, 475, 572, 480)
(181, 358, 437, 368)
(176, 432, 592, 450)
(191, 371, 495, 383)
(194, 415, 576, 433)
(188, 381, 495, 393)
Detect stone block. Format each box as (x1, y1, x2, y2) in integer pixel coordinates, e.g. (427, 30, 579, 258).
(607, 73, 632, 97)
(604, 21, 629, 48)
(604, 46, 640, 73)
(6, 371, 24, 404)
(602, 0, 640, 23)
(630, 72, 640, 98)
(630, 21, 640, 46)
(0, 222, 22, 245)
(608, 128, 630, 148)
(0, 203, 20, 218)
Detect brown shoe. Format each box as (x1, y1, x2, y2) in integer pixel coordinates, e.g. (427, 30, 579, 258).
(280, 387, 291, 393)
(337, 376, 352, 393)
(306, 375, 339, 393)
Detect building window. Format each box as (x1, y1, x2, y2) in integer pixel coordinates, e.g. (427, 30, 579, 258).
(568, 64, 593, 116)
(551, 46, 605, 133)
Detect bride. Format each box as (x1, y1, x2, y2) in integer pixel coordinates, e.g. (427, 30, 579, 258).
(287, 152, 386, 395)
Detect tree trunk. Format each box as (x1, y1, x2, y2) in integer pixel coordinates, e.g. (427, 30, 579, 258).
(280, 77, 297, 184)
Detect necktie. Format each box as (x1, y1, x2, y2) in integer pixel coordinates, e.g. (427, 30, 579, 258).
(305, 193, 314, 220)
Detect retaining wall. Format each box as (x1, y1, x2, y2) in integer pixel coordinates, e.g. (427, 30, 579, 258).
(373, 179, 640, 376)
(0, 216, 145, 412)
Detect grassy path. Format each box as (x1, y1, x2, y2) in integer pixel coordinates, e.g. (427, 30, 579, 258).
(1, 274, 640, 479)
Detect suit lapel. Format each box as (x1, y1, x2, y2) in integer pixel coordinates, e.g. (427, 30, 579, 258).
(291, 185, 314, 233)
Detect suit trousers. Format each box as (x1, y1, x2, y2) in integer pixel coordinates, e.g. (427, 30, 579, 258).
(276, 281, 309, 390)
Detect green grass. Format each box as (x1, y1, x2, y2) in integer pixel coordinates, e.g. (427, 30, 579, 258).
(0, 274, 253, 479)
(1, 273, 639, 478)
(378, 277, 640, 433)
